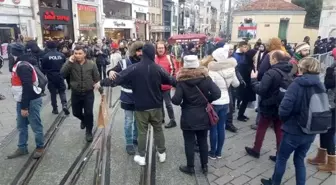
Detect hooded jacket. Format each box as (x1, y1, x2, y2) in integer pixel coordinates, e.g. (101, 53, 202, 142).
(100, 43, 176, 111)
(208, 54, 240, 105)
(279, 74, 325, 135)
(252, 61, 292, 116)
(171, 67, 221, 130)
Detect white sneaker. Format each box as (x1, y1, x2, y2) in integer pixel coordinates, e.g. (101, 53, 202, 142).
(157, 152, 166, 163)
(134, 155, 146, 166)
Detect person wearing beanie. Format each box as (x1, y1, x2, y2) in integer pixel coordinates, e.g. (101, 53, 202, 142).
(41, 41, 70, 115)
(207, 48, 240, 160)
(181, 42, 198, 65)
(289, 42, 310, 78)
(96, 43, 176, 166)
(109, 42, 122, 68)
(7, 42, 44, 159)
(105, 41, 143, 155)
(171, 55, 221, 175)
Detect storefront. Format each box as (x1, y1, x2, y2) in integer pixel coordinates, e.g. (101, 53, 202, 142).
(72, 0, 102, 40)
(39, 7, 74, 41)
(0, 0, 34, 58)
(132, 1, 149, 40)
(150, 26, 170, 41)
(104, 19, 133, 41)
(77, 4, 98, 39)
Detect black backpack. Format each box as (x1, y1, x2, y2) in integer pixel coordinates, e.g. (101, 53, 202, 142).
(262, 68, 293, 106)
(19, 61, 47, 91)
(324, 66, 336, 89)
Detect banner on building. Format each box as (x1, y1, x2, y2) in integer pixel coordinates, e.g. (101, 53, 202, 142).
(238, 22, 257, 39)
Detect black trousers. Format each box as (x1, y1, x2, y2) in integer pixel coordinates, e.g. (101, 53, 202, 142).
(183, 130, 208, 168)
(226, 87, 235, 126)
(97, 64, 106, 80)
(162, 90, 175, 121)
(71, 90, 95, 133)
(48, 80, 67, 109)
(238, 100, 248, 117)
(320, 109, 336, 155)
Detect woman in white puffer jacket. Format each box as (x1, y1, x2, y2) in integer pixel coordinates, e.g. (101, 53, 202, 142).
(208, 46, 240, 159)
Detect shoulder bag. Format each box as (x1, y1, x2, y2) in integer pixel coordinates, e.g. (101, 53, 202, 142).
(196, 86, 219, 126)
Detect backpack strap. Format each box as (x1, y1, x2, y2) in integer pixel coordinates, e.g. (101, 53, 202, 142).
(166, 55, 175, 76)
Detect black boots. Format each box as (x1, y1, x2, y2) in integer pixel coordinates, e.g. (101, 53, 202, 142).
(165, 120, 177, 128)
(62, 105, 70, 115)
(86, 132, 93, 142)
(179, 166, 195, 175)
(52, 108, 59, 114)
(226, 124, 238, 133)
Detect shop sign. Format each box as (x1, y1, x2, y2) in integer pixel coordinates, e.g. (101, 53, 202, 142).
(113, 21, 126, 27)
(78, 4, 96, 12)
(151, 25, 165, 32)
(40, 8, 72, 25)
(104, 19, 133, 29)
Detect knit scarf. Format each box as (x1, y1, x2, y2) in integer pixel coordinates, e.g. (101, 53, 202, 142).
(294, 53, 303, 61)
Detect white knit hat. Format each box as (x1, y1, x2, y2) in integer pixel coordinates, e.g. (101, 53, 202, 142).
(183, 55, 200, 69)
(212, 47, 229, 62)
(295, 42, 310, 53)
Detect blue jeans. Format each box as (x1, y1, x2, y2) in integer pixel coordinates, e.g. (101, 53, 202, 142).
(272, 132, 316, 185)
(209, 104, 229, 156)
(124, 110, 138, 146)
(16, 97, 44, 149)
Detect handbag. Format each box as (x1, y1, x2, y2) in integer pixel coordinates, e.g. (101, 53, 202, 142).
(195, 86, 219, 126)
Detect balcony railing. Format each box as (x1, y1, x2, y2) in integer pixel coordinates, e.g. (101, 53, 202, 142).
(105, 13, 132, 20)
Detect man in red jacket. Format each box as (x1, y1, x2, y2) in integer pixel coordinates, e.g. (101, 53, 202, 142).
(155, 41, 176, 128)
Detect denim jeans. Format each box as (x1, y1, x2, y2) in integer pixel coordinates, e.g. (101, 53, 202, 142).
(16, 97, 44, 149)
(162, 90, 175, 121)
(272, 132, 316, 185)
(124, 110, 138, 146)
(209, 104, 229, 156)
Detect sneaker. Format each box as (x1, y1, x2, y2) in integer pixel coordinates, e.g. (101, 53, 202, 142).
(134, 155, 146, 166)
(80, 121, 85, 129)
(126, 145, 136, 155)
(261, 178, 273, 185)
(208, 153, 216, 160)
(226, 124, 238, 133)
(165, 120, 177, 128)
(62, 105, 70, 115)
(86, 132, 93, 142)
(269, 155, 276, 162)
(7, 148, 29, 159)
(157, 152, 166, 163)
(216, 155, 222, 159)
(245, 147, 260, 158)
(33, 148, 44, 159)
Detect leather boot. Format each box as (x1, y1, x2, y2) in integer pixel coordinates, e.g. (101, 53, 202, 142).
(307, 148, 327, 165)
(318, 155, 336, 174)
(179, 165, 195, 175)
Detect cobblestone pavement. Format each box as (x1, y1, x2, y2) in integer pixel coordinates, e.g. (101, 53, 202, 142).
(206, 109, 335, 185)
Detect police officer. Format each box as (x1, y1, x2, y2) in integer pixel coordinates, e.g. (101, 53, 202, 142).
(41, 41, 70, 115)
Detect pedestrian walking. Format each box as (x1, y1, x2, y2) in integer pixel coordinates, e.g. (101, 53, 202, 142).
(41, 41, 70, 115)
(95, 43, 176, 166)
(7, 43, 44, 159)
(61, 45, 101, 142)
(172, 55, 221, 175)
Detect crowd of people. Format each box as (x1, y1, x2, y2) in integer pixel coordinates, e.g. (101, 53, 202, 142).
(1, 34, 335, 185)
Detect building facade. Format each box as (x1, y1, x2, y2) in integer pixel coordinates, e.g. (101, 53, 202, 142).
(199, 0, 211, 34)
(148, 0, 163, 40)
(162, 0, 173, 39)
(171, 0, 179, 35)
(103, 0, 133, 41)
(72, 0, 104, 40)
(318, 0, 336, 38)
(133, 0, 149, 40)
(210, 6, 218, 36)
(0, 0, 35, 57)
(231, 0, 317, 44)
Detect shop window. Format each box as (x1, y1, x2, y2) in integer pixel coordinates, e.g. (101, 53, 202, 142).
(151, 13, 155, 24)
(40, 0, 68, 9)
(105, 28, 131, 41)
(104, 1, 132, 20)
(78, 5, 98, 39)
(156, 14, 161, 24)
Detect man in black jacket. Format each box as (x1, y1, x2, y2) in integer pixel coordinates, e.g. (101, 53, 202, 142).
(7, 43, 44, 159)
(41, 41, 70, 115)
(95, 43, 176, 166)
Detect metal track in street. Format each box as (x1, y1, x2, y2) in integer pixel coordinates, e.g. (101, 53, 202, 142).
(10, 102, 72, 185)
(139, 126, 156, 185)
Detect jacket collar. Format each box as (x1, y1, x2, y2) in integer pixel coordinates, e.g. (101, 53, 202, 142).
(177, 66, 208, 81)
(208, 58, 237, 71)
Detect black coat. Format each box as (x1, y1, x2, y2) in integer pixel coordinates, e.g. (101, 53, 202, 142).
(172, 67, 221, 131)
(251, 61, 292, 117)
